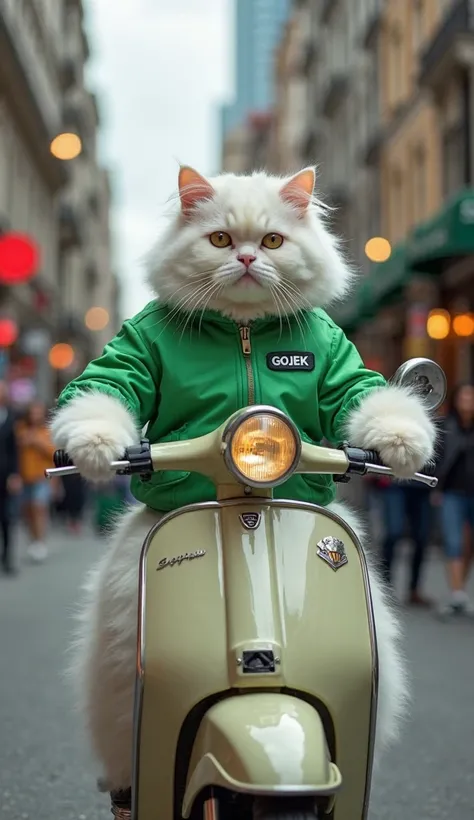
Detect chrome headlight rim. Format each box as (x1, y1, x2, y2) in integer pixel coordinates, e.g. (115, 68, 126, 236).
(222, 405, 302, 489)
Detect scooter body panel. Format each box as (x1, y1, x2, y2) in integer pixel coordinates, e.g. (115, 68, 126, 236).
(182, 693, 342, 816)
(133, 499, 377, 820)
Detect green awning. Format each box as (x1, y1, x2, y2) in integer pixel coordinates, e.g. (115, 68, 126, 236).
(329, 278, 373, 333)
(330, 243, 413, 331)
(407, 188, 474, 272)
(366, 244, 408, 306)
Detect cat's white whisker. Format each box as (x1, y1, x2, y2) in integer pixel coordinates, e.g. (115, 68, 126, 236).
(156, 279, 221, 339)
(269, 286, 287, 341)
(198, 282, 225, 335)
(177, 279, 226, 341)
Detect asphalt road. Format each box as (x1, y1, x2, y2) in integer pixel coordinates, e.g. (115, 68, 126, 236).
(0, 524, 473, 820)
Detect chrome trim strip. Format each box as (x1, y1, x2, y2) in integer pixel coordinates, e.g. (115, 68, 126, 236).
(131, 498, 378, 820)
(221, 406, 302, 489)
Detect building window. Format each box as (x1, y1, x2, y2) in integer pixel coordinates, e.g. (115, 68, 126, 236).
(443, 124, 465, 198)
(367, 170, 380, 238)
(390, 167, 403, 242)
(389, 27, 404, 108)
(412, 144, 427, 224)
(412, 0, 424, 54)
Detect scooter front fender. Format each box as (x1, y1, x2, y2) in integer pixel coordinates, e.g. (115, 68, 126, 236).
(182, 693, 342, 817)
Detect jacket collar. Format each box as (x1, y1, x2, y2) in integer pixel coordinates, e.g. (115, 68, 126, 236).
(167, 305, 314, 332)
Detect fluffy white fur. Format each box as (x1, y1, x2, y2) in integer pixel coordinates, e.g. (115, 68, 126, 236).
(146, 169, 355, 322)
(51, 391, 139, 481)
(68, 506, 158, 792)
(53, 168, 434, 794)
(68, 501, 408, 792)
(346, 385, 436, 477)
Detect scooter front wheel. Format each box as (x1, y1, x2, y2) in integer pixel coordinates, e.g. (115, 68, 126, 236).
(253, 796, 322, 820)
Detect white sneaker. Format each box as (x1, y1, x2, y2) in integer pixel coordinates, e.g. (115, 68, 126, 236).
(27, 542, 48, 563)
(437, 591, 474, 618)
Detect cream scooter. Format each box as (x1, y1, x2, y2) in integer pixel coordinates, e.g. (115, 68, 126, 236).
(46, 359, 446, 820)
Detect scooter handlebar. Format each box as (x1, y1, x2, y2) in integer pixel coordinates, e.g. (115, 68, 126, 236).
(343, 447, 438, 488)
(45, 442, 438, 488)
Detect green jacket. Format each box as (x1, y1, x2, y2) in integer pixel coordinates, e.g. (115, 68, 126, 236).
(58, 301, 386, 512)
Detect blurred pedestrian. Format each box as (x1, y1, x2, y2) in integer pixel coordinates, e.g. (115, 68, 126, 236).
(60, 473, 87, 533)
(0, 381, 22, 574)
(379, 479, 432, 606)
(16, 401, 55, 563)
(94, 474, 134, 536)
(436, 383, 474, 616)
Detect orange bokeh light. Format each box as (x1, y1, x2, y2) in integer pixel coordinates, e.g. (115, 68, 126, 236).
(426, 309, 450, 340)
(50, 133, 82, 160)
(48, 343, 74, 370)
(453, 313, 474, 337)
(85, 306, 110, 331)
(365, 237, 392, 263)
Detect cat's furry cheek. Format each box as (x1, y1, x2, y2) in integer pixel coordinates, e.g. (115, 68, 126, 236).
(346, 385, 436, 478)
(51, 391, 138, 481)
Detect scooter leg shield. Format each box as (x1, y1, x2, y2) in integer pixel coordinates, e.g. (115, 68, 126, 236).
(182, 693, 342, 817)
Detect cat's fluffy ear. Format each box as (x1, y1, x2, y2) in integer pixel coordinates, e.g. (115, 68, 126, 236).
(280, 167, 316, 216)
(178, 166, 215, 218)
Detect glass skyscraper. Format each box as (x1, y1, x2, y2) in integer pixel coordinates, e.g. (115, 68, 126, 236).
(221, 0, 291, 137)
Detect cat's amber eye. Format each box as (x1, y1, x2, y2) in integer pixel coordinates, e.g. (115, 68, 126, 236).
(261, 233, 284, 250)
(209, 231, 232, 248)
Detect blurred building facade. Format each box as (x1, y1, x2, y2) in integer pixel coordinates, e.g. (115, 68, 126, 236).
(221, 0, 291, 171)
(0, 0, 120, 404)
(270, 0, 311, 174)
(221, 0, 474, 390)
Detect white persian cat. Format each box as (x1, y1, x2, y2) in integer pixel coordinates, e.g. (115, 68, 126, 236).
(52, 166, 435, 794)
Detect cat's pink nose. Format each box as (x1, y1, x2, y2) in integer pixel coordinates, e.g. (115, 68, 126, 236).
(237, 253, 256, 269)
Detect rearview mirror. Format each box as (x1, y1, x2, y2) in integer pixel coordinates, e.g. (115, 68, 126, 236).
(392, 358, 447, 412)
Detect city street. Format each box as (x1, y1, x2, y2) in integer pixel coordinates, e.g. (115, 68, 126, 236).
(0, 526, 473, 820)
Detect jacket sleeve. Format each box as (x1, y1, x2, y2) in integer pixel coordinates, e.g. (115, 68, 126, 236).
(57, 319, 161, 428)
(318, 325, 386, 445)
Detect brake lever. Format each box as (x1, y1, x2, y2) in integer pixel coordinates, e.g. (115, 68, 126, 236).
(45, 460, 131, 479)
(340, 445, 438, 488)
(364, 462, 438, 488)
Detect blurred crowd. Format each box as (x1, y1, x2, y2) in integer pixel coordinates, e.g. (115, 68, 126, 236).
(0, 379, 134, 576)
(362, 383, 474, 617)
(1, 377, 473, 618)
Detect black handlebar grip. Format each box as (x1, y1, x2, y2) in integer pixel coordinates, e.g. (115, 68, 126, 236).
(361, 449, 382, 466)
(419, 459, 437, 476)
(362, 450, 437, 476)
(53, 449, 74, 468)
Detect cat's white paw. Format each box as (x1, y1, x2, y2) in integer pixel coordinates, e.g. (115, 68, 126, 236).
(346, 385, 435, 478)
(51, 391, 138, 482)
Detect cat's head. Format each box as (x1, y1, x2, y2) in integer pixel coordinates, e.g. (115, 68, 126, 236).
(147, 166, 354, 322)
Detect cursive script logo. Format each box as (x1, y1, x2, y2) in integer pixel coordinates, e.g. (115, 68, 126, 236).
(156, 550, 206, 571)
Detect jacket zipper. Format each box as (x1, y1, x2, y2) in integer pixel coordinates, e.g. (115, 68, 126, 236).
(239, 325, 255, 404)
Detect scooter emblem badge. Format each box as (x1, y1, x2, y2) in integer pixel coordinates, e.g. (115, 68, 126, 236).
(317, 536, 348, 571)
(240, 512, 261, 530)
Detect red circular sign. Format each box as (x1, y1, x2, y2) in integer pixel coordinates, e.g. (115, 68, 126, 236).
(0, 318, 18, 347)
(0, 233, 40, 284)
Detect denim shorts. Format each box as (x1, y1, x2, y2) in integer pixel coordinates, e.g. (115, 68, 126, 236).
(23, 481, 51, 506)
(440, 492, 474, 559)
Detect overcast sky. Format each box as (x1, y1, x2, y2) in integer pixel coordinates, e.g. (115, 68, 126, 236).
(84, 0, 232, 318)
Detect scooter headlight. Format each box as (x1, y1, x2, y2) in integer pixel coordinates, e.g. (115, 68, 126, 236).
(223, 407, 301, 488)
